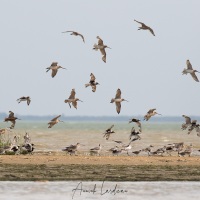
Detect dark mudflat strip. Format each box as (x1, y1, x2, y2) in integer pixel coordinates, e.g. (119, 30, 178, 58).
(1, 164, 200, 181)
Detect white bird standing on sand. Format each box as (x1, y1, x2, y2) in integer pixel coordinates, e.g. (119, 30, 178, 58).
(182, 60, 199, 82)
(17, 96, 31, 106)
(62, 31, 85, 43)
(85, 73, 100, 92)
(144, 108, 161, 121)
(64, 89, 83, 109)
(93, 36, 111, 63)
(90, 144, 102, 155)
(48, 115, 63, 128)
(110, 88, 128, 114)
(46, 62, 66, 78)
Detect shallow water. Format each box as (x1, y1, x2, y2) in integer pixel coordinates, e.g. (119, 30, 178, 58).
(1, 121, 200, 154)
(0, 181, 200, 200)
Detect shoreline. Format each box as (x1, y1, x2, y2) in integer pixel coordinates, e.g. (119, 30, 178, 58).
(1, 153, 200, 181)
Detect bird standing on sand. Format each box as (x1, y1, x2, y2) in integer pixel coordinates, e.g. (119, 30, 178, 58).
(62, 143, 81, 155)
(62, 31, 85, 43)
(110, 88, 128, 114)
(129, 118, 142, 132)
(64, 88, 83, 109)
(17, 96, 31, 106)
(182, 60, 199, 82)
(85, 73, 100, 92)
(103, 124, 115, 140)
(46, 62, 66, 78)
(4, 111, 20, 129)
(47, 115, 63, 128)
(93, 36, 111, 63)
(90, 144, 102, 155)
(144, 108, 161, 121)
(134, 19, 155, 36)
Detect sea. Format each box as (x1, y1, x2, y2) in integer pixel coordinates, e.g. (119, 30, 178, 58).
(1, 117, 200, 154)
(1, 118, 200, 200)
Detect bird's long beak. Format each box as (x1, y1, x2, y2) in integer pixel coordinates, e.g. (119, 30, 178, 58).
(124, 99, 129, 102)
(60, 120, 64, 123)
(79, 100, 83, 102)
(107, 46, 111, 49)
(62, 67, 67, 70)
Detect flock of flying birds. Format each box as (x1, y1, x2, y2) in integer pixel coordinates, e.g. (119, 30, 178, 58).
(0, 19, 199, 156)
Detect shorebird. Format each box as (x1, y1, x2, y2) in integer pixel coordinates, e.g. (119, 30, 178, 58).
(62, 31, 85, 43)
(85, 73, 100, 92)
(46, 62, 66, 78)
(17, 96, 31, 106)
(113, 140, 123, 145)
(129, 118, 142, 132)
(47, 115, 63, 128)
(90, 144, 102, 155)
(103, 124, 115, 140)
(93, 36, 111, 63)
(181, 115, 200, 136)
(144, 108, 161, 121)
(64, 88, 83, 109)
(142, 145, 154, 156)
(134, 19, 155, 36)
(111, 149, 122, 156)
(149, 146, 166, 156)
(62, 143, 80, 152)
(110, 88, 128, 114)
(132, 150, 142, 156)
(129, 127, 141, 141)
(4, 111, 20, 129)
(122, 142, 132, 156)
(24, 132, 31, 143)
(21, 143, 34, 153)
(178, 144, 192, 157)
(182, 60, 199, 82)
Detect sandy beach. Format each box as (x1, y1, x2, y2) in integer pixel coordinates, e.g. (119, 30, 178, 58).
(1, 153, 200, 181)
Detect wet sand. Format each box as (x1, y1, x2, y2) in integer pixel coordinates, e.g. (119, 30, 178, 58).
(1, 153, 200, 181)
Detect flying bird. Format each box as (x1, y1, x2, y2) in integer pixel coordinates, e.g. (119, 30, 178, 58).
(129, 118, 142, 132)
(17, 96, 31, 106)
(4, 111, 20, 129)
(93, 36, 111, 63)
(62, 31, 85, 43)
(47, 115, 63, 128)
(110, 88, 128, 114)
(46, 62, 66, 78)
(182, 60, 199, 82)
(144, 108, 161, 121)
(103, 124, 115, 140)
(64, 88, 83, 109)
(85, 73, 100, 92)
(134, 19, 155, 36)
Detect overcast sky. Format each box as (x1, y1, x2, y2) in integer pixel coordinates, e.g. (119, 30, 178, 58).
(0, 1, 200, 117)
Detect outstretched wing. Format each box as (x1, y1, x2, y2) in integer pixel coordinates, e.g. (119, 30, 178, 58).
(8, 111, 14, 118)
(51, 69, 58, 78)
(182, 115, 191, 124)
(69, 89, 76, 99)
(186, 60, 193, 70)
(51, 115, 61, 121)
(90, 73, 96, 82)
(97, 36, 103, 45)
(27, 98, 31, 106)
(106, 124, 114, 132)
(134, 19, 144, 25)
(190, 72, 199, 82)
(148, 27, 155, 36)
(62, 31, 73, 33)
(147, 108, 156, 114)
(115, 88, 121, 99)
(72, 101, 77, 109)
(115, 102, 121, 114)
(78, 33, 85, 43)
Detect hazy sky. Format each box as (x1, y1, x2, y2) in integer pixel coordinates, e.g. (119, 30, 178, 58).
(0, 1, 200, 116)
